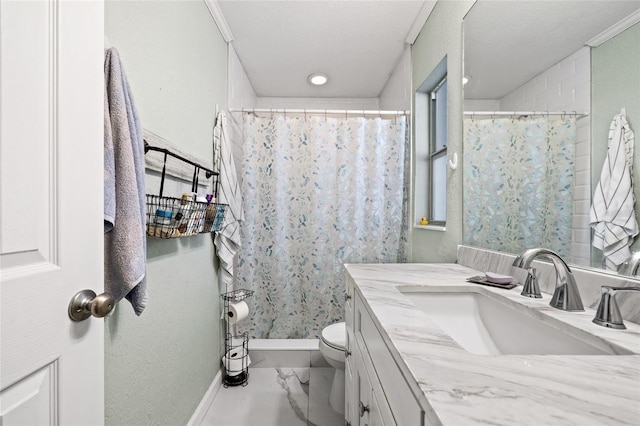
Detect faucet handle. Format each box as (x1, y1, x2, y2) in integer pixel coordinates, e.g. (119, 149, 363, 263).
(593, 286, 640, 329)
(521, 268, 542, 298)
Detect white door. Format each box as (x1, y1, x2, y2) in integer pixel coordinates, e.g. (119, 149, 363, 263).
(0, 1, 105, 424)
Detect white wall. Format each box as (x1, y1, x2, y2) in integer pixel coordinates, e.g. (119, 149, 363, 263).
(499, 47, 592, 266)
(379, 44, 412, 111)
(228, 44, 257, 174)
(256, 97, 380, 110)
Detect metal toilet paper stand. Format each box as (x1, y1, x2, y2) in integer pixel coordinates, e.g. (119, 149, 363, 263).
(221, 289, 254, 387)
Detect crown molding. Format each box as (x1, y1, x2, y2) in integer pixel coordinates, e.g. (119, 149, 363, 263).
(586, 8, 640, 47)
(204, 0, 234, 43)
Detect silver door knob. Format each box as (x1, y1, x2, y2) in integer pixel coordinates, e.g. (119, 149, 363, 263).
(68, 289, 116, 321)
(359, 401, 369, 417)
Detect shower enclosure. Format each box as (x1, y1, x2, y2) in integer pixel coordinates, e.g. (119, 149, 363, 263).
(236, 111, 409, 338)
(463, 116, 577, 258)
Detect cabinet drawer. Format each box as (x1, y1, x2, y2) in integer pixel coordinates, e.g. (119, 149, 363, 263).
(355, 293, 424, 426)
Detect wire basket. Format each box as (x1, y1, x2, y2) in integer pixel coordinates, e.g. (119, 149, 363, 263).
(222, 332, 250, 387)
(143, 141, 227, 239)
(146, 195, 227, 238)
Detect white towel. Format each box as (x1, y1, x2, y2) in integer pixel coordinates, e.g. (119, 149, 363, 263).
(214, 111, 244, 291)
(104, 48, 147, 315)
(590, 110, 637, 270)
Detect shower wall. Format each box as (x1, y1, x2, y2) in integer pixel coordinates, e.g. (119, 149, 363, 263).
(499, 47, 592, 266)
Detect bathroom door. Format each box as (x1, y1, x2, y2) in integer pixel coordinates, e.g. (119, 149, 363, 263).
(0, 1, 104, 424)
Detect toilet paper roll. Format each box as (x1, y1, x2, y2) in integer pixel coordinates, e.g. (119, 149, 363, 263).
(222, 348, 251, 376)
(226, 301, 249, 324)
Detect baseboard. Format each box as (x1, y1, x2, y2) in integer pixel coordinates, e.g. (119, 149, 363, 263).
(187, 369, 222, 426)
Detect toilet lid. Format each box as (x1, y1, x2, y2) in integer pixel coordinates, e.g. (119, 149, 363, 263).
(321, 322, 346, 350)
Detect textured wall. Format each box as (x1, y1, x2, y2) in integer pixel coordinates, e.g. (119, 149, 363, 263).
(592, 22, 640, 259)
(411, 1, 475, 262)
(104, 1, 227, 424)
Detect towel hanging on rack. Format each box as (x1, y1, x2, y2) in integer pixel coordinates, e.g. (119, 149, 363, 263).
(590, 109, 637, 270)
(104, 47, 147, 315)
(214, 111, 244, 292)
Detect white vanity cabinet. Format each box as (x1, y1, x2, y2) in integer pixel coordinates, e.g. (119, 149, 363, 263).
(345, 276, 425, 426)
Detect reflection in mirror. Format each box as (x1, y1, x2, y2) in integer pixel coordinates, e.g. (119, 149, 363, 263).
(462, 1, 640, 277)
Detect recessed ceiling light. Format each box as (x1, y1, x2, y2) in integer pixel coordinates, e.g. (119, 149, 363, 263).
(308, 73, 329, 86)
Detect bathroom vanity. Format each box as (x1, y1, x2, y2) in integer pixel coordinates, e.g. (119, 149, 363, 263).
(344, 263, 640, 426)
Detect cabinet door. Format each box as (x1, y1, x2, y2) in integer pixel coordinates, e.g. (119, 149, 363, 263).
(366, 391, 387, 426)
(345, 276, 355, 328)
(345, 329, 356, 426)
(352, 341, 369, 426)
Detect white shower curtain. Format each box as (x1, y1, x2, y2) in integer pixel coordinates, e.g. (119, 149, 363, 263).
(463, 116, 576, 258)
(238, 113, 409, 338)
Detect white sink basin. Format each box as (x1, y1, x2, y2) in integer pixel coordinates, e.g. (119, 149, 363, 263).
(400, 291, 614, 355)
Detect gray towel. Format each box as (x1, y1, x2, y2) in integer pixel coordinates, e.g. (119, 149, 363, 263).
(104, 48, 147, 315)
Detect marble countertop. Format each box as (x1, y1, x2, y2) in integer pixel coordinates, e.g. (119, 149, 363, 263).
(345, 263, 640, 426)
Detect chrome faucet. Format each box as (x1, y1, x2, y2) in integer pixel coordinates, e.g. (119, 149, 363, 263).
(512, 248, 584, 311)
(520, 267, 542, 298)
(593, 286, 640, 329)
(619, 251, 640, 276)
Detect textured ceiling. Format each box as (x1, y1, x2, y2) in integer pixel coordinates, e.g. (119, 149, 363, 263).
(464, 0, 640, 100)
(218, 0, 432, 98)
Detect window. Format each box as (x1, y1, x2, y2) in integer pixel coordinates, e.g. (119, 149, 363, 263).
(429, 77, 447, 223)
(415, 56, 447, 227)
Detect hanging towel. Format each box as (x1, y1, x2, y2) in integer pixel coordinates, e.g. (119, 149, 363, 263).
(104, 48, 147, 315)
(590, 110, 637, 270)
(213, 111, 244, 291)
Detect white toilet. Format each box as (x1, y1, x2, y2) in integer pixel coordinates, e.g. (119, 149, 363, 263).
(319, 321, 346, 415)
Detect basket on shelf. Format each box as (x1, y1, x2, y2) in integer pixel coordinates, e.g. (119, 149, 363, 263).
(144, 141, 227, 239)
(146, 195, 227, 238)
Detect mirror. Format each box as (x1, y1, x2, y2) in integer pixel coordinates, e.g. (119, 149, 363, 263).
(463, 0, 640, 276)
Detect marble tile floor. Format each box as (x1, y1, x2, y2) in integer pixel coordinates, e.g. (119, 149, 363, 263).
(200, 368, 343, 426)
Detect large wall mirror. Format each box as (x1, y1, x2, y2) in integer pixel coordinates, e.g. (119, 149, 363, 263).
(463, 0, 640, 278)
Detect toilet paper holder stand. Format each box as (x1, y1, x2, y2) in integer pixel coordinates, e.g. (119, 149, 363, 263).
(222, 289, 254, 387)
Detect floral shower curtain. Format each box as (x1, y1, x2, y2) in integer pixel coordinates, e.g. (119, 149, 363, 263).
(238, 113, 409, 338)
(463, 117, 576, 258)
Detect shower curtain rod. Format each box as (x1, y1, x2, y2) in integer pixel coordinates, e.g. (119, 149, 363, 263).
(464, 110, 589, 117)
(229, 108, 410, 116)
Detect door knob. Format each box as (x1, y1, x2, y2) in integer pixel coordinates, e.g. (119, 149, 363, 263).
(68, 289, 116, 321)
(359, 401, 369, 417)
